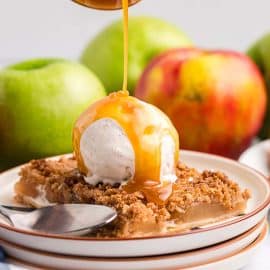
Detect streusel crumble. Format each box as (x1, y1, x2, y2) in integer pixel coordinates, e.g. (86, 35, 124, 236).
(15, 157, 250, 238)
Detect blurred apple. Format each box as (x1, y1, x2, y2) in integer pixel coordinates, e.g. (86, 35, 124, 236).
(135, 48, 266, 159)
(81, 16, 192, 94)
(0, 58, 105, 169)
(247, 33, 270, 138)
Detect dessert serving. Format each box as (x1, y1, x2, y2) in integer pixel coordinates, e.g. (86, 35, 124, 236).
(14, 90, 250, 238)
(3, 1, 270, 269)
(13, 0, 250, 238)
(10, 0, 251, 238)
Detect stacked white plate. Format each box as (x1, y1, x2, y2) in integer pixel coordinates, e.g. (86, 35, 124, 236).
(0, 150, 269, 270)
(239, 139, 270, 176)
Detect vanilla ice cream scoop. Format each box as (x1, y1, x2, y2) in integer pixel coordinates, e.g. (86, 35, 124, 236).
(73, 91, 179, 204)
(80, 118, 135, 185)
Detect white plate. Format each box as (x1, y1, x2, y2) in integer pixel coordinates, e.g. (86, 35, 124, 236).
(0, 151, 269, 257)
(239, 139, 270, 176)
(1, 221, 267, 270)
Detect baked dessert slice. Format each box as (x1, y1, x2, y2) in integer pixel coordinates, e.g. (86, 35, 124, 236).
(14, 157, 250, 238)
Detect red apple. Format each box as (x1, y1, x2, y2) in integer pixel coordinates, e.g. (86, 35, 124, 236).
(135, 48, 267, 159)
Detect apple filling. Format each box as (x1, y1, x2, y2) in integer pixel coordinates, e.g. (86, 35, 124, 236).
(14, 157, 250, 237)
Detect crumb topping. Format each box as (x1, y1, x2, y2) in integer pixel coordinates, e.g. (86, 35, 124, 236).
(15, 157, 250, 237)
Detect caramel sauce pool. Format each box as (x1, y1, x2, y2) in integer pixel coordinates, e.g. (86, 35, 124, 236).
(122, 0, 129, 91)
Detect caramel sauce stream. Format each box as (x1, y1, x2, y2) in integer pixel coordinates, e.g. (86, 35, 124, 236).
(122, 0, 129, 91)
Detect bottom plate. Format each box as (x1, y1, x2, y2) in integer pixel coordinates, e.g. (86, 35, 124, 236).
(0, 151, 270, 257)
(1, 221, 267, 270)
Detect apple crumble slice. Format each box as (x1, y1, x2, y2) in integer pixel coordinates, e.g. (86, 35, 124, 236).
(14, 157, 250, 238)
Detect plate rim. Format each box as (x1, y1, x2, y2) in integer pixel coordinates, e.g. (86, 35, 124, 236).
(3, 222, 268, 270)
(0, 218, 266, 261)
(0, 150, 269, 242)
(184, 222, 268, 270)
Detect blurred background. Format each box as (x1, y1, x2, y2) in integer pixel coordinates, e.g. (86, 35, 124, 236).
(1, 0, 270, 169)
(1, 0, 270, 62)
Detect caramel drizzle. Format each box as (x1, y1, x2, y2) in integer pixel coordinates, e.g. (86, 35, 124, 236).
(122, 0, 129, 91)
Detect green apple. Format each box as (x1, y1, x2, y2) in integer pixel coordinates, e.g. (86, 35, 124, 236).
(0, 58, 106, 169)
(81, 16, 192, 94)
(247, 33, 270, 138)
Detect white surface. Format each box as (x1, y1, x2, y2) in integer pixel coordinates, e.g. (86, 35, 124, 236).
(239, 141, 270, 269)
(239, 139, 270, 177)
(81, 118, 135, 185)
(0, 151, 269, 257)
(0, 0, 270, 62)
(0, 222, 267, 270)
